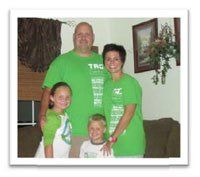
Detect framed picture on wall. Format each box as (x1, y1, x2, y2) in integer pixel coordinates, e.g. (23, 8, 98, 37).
(132, 18, 158, 73)
(174, 18, 180, 66)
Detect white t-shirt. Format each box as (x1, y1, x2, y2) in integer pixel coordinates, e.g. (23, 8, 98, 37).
(35, 113, 71, 158)
(79, 140, 114, 158)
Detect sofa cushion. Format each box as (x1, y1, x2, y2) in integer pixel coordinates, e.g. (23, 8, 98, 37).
(18, 125, 42, 157)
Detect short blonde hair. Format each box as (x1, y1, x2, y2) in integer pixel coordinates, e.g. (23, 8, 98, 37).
(88, 114, 106, 127)
(74, 22, 93, 34)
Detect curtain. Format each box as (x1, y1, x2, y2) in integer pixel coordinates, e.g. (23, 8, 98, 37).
(18, 18, 62, 72)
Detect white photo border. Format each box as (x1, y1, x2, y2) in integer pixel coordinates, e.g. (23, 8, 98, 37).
(10, 9, 189, 166)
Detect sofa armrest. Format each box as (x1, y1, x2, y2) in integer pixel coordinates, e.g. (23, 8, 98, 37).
(18, 125, 42, 157)
(166, 121, 180, 157)
(144, 118, 180, 158)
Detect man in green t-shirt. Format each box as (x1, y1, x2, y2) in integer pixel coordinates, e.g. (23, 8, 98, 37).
(39, 22, 109, 158)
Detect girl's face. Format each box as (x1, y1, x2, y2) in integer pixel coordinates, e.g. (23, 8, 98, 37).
(88, 121, 105, 143)
(104, 51, 123, 74)
(50, 86, 71, 112)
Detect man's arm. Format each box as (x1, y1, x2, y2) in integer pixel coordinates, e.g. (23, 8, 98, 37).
(44, 145, 53, 158)
(38, 87, 51, 129)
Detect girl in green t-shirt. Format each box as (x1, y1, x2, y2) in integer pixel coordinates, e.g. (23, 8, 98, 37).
(35, 82, 72, 158)
(101, 44, 146, 157)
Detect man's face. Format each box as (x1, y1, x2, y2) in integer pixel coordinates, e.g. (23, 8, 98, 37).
(73, 24, 94, 52)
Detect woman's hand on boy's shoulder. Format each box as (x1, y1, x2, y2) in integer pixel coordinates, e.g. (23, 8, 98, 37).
(101, 141, 113, 157)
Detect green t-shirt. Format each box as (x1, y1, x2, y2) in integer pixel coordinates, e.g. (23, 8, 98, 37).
(103, 73, 146, 156)
(43, 50, 110, 136)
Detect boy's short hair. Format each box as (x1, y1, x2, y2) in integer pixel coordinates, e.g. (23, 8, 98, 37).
(88, 114, 106, 127)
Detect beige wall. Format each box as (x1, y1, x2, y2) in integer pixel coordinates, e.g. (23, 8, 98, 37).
(58, 18, 180, 122)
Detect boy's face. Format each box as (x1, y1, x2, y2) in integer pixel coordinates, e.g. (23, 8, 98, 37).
(88, 121, 105, 143)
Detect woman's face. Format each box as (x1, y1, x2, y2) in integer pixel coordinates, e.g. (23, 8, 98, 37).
(104, 51, 123, 74)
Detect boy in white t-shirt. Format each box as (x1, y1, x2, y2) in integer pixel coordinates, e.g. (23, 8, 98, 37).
(80, 114, 114, 158)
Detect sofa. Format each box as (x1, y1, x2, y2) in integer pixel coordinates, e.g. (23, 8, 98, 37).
(18, 118, 180, 158)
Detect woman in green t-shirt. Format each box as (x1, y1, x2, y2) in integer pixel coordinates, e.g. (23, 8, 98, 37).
(101, 44, 146, 157)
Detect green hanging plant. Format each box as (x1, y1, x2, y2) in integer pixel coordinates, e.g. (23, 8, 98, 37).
(148, 23, 180, 85)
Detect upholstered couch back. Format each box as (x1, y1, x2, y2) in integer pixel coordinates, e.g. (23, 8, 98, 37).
(18, 118, 180, 158)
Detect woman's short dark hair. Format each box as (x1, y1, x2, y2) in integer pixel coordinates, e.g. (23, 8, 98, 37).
(102, 43, 126, 66)
(49, 82, 72, 109)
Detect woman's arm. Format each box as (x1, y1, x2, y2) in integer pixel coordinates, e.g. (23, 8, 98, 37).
(44, 145, 53, 158)
(102, 104, 136, 156)
(112, 104, 136, 138)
